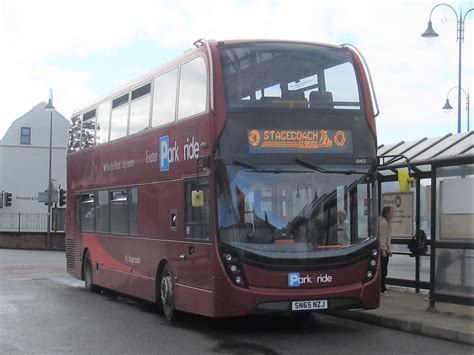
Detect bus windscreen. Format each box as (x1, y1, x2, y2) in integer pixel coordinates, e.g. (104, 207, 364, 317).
(216, 162, 377, 266)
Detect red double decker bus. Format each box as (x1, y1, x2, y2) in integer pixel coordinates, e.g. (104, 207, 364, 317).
(66, 39, 380, 320)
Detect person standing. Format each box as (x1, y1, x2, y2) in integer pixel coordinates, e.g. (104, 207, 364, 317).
(379, 206, 394, 294)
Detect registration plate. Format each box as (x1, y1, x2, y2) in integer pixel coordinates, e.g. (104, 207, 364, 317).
(291, 300, 328, 311)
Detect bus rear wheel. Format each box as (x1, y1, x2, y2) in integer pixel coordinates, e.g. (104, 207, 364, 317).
(83, 252, 96, 293)
(160, 264, 178, 321)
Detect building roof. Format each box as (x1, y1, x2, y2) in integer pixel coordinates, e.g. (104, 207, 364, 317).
(0, 102, 69, 147)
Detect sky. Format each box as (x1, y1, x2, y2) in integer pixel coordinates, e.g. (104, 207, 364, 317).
(0, 0, 472, 145)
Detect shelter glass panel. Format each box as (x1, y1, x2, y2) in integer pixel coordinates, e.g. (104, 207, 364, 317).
(420, 178, 432, 238)
(436, 164, 474, 241)
(387, 245, 428, 280)
(435, 247, 474, 297)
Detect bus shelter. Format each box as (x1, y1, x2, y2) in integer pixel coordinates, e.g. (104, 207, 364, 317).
(377, 131, 473, 309)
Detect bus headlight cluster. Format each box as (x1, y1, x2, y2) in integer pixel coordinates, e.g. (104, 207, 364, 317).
(221, 250, 249, 288)
(365, 248, 378, 281)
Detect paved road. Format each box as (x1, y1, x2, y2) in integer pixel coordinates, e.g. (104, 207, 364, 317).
(0, 249, 472, 354)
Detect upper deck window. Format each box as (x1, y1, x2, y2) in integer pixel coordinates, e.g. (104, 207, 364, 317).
(110, 93, 129, 140)
(129, 83, 151, 135)
(112, 94, 129, 109)
(178, 57, 207, 120)
(97, 101, 111, 144)
(218, 42, 362, 111)
(81, 109, 96, 149)
(152, 69, 178, 127)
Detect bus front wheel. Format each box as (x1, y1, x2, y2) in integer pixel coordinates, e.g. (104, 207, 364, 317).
(160, 263, 178, 321)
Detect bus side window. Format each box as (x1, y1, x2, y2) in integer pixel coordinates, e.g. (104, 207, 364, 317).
(81, 192, 96, 232)
(184, 179, 209, 241)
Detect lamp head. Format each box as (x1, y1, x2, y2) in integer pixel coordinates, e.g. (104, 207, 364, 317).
(421, 20, 438, 38)
(442, 98, 453, 110)
(45, 89, 54, 110)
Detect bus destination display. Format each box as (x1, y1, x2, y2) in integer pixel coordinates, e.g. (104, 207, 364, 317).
(248, 129, 353, 153)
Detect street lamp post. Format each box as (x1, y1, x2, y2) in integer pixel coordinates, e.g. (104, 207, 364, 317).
(421, 4, 473, 133)
(442, 87, 470, 132)
(45, 89, 54, 249)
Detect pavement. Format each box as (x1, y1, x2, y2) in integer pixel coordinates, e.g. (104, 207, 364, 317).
(333, 287, 474, 346)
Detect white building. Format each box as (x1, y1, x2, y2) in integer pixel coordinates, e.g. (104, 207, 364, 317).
(0, 102, 69, 229)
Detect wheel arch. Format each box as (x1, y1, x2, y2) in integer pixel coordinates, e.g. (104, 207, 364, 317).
(155, 258, 171, 289)
(81, 248, 91, 281)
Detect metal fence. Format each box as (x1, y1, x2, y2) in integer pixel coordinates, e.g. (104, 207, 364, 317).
(0, 210, 65, 232)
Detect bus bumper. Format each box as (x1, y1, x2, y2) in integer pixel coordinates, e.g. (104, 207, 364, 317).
(213, 272, 380, 317)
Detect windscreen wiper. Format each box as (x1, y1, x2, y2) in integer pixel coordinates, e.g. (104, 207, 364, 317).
(295, 158, 368, 175)
(232, 159, 310, 174)
(232, 159, 262, 172)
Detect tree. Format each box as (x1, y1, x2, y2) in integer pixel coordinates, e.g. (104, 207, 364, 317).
(68, 115, 99, 153)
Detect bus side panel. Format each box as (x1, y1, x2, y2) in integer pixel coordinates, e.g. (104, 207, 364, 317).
(81, 234, 157, 301)
(213, 277, 257, 317)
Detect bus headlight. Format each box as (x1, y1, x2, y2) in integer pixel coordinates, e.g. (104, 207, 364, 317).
(365, 246, 378, 282)
(235, 276, 244, 284)
(220, 248, 249, 288)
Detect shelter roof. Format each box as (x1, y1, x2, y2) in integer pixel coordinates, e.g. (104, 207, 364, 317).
(377, 132, 473, 176)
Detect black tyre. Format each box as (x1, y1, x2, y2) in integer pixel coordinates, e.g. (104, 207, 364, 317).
(160, 263, 178, 321)
(83, 252, 97, 293)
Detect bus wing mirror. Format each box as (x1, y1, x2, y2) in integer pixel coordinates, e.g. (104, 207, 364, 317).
(192, 190, 204, 207)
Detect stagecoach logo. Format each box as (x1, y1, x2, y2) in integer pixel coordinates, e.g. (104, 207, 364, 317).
(248, 129, 261, 147)
(248, 129, 352, 154)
